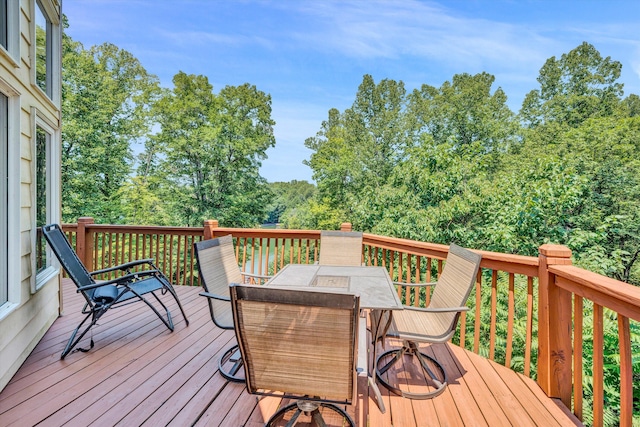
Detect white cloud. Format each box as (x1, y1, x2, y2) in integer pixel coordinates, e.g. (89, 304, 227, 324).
(285, 0, 552, 69)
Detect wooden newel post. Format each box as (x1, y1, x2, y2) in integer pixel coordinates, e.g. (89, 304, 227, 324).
(203, 220, 219, 240)
(537, 244, 573, 408)
(76, 217, 94, 270)
(340, 222, 352, 232)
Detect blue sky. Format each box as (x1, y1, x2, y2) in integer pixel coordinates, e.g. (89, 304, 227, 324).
(63, 0, 640, 183)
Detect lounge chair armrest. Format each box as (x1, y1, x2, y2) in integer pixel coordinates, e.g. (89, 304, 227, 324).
(76, 281, 114, 292)
(199, 291, 231, 302)
(78, 270, 163, 292)
(393, 281, 437, 287)
(90, 258, 155, 276)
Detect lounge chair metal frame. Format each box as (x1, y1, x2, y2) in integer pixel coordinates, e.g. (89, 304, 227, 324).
(231, 284, 359, 427)
(42, 223, 189, 359)
(374, 243, 482, 399)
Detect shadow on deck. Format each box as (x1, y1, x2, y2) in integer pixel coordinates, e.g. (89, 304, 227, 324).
(0, 280, 582, 426)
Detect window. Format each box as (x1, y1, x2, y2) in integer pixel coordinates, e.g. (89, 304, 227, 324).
(33, 112, 59, 291)
(34, 1, 52, 96)
(1, 92, 7, 306)
(0, 0, 18, 62)
(33, 0, 60, 103)
(35, 125, 48, 274)
(1, 0, 7, 50)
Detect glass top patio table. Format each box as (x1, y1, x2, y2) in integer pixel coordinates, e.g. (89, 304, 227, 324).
(265, 263, 401, 414)
(265, 264, 403, 310)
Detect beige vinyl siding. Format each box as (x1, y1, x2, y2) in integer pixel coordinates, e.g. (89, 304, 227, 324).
(0, 0, 61, 391)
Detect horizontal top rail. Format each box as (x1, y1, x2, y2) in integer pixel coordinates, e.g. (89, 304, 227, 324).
(363, 233, 540, 277)
(210, 227, 321, 240)
(83, 224, 205, 235)
(550, 264, 640, 322)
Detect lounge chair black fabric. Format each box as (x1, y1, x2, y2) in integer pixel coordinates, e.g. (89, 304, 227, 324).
(42, 223, 189, 359)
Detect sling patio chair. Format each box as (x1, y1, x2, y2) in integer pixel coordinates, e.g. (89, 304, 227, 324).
(42, 223, 189, 359)
(318, 230, 363, 266)
(230, 284, 360, 427)
(373, 243, 482, 399)
(194, 235, 271, 382)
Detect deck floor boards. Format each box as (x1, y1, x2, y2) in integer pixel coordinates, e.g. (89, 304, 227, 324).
(0, 280, 582, 426)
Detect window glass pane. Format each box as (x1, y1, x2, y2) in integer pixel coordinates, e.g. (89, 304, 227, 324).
(1, 93, 7, 305)
(36, 126, 48, 274)
(35, 1, 49, 94)
(1, 0, 7, 50)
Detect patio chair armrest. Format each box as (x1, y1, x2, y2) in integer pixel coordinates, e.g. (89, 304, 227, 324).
(241, 271, 272, 279)
(393, 281, 437, 287)
(199, 291, 231, 302)
(404, 305, 470, 313)
(90, 258, 155, 276)
(241, 271, 272, 284)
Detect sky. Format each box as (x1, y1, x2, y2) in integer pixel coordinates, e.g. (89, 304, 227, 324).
(62, 0, 640, 183)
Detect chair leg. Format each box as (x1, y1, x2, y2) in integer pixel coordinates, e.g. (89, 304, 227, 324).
(158, 276, 190, 326)
(133, 274, 191, 332)
(375, 341, 447, 399)
(265, 401, 355, 427)
(138, 289, 175, 332)
(61, 311, 100, 359)
(219, 344, 245, 382)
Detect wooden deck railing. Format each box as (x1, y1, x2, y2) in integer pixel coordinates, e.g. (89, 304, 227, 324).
(60, 218, 639, 426)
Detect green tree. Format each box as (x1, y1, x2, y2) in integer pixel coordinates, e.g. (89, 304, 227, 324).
(520, 41, 623, 129)
(266, 180, 316, 225)
(61, 32, 160, 223)
(304, 107, 353, 220)
(564, 117, 640, 284)
(151, 72, 275, 227)
(407, 72, 516, 161)
(305, 75, 407, 229)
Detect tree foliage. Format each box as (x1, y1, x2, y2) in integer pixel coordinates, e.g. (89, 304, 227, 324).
(149, 72, 275, 227)
(266, 180, 316, 225)
(61, 31, 160, 223)
(300, 43, 640, 287)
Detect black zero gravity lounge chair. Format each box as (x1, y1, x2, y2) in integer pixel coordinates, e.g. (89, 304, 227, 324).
(42, 223, 189, 359)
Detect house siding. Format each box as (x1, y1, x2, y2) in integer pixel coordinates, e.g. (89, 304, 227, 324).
(0, 0, 62, 391)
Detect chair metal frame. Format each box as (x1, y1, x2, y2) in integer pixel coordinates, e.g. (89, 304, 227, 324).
(231, 284, 360, 427)
(42, 223, 189, 359)
(194, 235, 270, 382)
(374, 243, 482, 399)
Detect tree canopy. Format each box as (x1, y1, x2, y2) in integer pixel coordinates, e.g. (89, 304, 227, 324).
(298, 43, 640, 285)
(60, 33, 639, 284)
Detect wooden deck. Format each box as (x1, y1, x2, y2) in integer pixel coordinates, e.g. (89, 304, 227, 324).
(0, 280, 582, 426)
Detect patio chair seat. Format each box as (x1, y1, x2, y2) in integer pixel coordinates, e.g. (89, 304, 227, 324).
(194, 235, 271, 383)
(375, 243, 482, 399)
(319, 230, 363, 266)
(231, 284, 360, 427)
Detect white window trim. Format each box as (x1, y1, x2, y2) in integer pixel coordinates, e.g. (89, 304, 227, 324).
(0, 78, 21, 321)
(31, 108, 60, 294)
(0, 0, 20, 67)
(30, 0, 61, 105)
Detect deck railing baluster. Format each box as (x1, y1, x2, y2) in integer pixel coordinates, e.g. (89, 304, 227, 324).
(574, 294, 584, 421)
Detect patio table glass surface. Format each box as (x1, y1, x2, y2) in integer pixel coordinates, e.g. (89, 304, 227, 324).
(264, 264, 403, 310)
